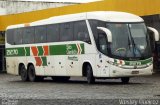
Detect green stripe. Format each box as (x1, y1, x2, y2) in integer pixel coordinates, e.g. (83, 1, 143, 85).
(80, 44, 85, 54)
(124, 58, 152, 65)
(37, 46, 43, 56)
(114, 59, 118, 65)
(6, 47, 30, 57)
(6, 43, 85, 56)
(50, 45, 66, 55)
(25, 47, 30, 56)
(114, 58, 152, 66)
(49, 44, 85, 55)
(41, 57, 47, 66)
(6, 47, 25, 56)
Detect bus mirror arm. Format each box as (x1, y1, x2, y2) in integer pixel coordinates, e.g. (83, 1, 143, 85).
(147, 27, 159, 41)
(97, 27, 112, 43)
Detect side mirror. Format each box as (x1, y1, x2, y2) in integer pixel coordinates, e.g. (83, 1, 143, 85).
(97, 27, 112, 42)
(147, 27, 159, 41)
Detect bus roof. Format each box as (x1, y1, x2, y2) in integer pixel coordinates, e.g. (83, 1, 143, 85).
(6, 11, 144, 29)
(2, 0, 160, 31)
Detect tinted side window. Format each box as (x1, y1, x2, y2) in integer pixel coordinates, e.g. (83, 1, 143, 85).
(60, 23, 73, 41)
(89, 20, 106, 46)
(14, 28, 23, 45)
(47, 24, 59, 42)
(6, 29, 14, 45)
(89, 20, 98, 40)
(98, 34, 108, 55)
(74, 21, 90, 43)
(23, 27, 35, 44)
(35, 26, 46, 43)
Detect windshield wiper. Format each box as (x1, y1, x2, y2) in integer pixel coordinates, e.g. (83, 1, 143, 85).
(132, 37, 142, 57)
(128, 25, 142, 57)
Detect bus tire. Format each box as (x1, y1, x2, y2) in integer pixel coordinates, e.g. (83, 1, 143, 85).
(20, 65, 28, 82)
(86, 65, 95, 84)
(121, 77, 130, 84)
(28, 65, 37, 82)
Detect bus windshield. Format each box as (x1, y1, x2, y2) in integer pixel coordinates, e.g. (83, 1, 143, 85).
(106, 23, 151, 60)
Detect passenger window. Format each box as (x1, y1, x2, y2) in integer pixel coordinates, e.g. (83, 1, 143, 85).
(23, 27, 35, 44)
(74, 21, 90, 43)
(6, 29, 14, 45)
(14, 28, 23, 45)
(47, 24, 59, 42)
(89, 20, 106, 46)
(35, 26, 47, 43)
(60, 23, 73, 41)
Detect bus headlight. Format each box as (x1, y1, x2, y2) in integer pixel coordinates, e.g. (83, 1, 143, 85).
(107, 59, 124, 67)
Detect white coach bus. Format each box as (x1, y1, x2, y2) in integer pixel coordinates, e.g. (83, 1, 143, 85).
(5, 11, 159, 84)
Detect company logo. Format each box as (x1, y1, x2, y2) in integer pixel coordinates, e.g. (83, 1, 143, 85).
(66, 44, 77, 55)
(66, 44, 83, 55)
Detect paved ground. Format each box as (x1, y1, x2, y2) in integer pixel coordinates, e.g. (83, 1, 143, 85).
(0, 73, 160, 105)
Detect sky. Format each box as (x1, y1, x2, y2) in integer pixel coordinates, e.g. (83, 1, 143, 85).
(18, 0, 102, 3)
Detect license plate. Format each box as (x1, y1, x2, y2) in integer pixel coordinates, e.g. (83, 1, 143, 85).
(132, 71, 139, 74)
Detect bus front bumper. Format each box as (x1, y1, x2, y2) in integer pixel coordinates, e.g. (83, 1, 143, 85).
(109, 64, 153, 77)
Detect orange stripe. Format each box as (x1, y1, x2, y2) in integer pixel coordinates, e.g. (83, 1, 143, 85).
(43, 46, 49, 56)
(31, 46, 38, 56)
(35, 57, 42, 66)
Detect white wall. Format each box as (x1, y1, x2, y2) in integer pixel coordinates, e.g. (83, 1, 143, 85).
(0, 0, 74, 15)
(0, 8, 6, 15)
(0, 1, 6, 15)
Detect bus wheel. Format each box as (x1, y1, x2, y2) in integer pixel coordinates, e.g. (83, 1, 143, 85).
(121, 77, 130, 84)
(28, 65, 37, 82)
(20, 65, 28, 82)
(86, 65, 95, 84)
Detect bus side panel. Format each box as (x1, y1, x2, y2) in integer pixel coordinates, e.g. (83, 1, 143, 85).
(54, 55, 67, 76)
(80, 54, 96, 76)
(66, 54, 81, 76)
(80, 43, 97, 77)
(65, 42, 83, 76)
(95, 54, 110, 77)
(6, 56, 26, 75)
(6, 57, 16, 75)
(27, 56, 45, 76)
(44, 55, 55, 76)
